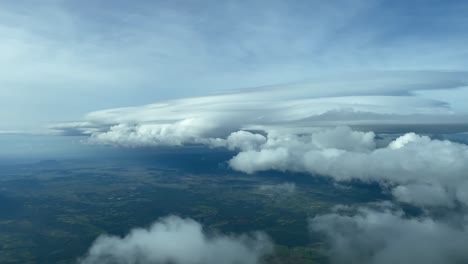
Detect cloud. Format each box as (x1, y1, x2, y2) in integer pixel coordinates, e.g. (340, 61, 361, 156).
(86, 120, 219, 147)
(79, 215, 273, 264)
(50, 71, 468, 209)
(4, 2, 468, 261)
(53, 71, 468, 141)
(211, 130, 267, 151)
(229, 127, 468, 208)
(2, 0, 468, 132)
(310, 206, 468, 264)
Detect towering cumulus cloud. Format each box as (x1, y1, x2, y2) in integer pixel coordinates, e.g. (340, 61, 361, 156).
(56, 71, 468, 264)
(53, 71, 468, 208)
(79, 216, 272, 264)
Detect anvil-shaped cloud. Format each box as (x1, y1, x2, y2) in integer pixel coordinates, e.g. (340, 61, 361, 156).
(55, 71, 468, 263)
(54, 71, 468, 209)
(53, 71, 468, 142)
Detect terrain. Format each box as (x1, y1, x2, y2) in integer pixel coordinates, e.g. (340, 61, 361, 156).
(0, 148, 385, 264)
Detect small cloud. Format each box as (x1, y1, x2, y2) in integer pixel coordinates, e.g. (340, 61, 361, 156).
(79, 215, 273, 264)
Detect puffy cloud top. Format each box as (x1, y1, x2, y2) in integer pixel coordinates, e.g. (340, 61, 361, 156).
(229, 127, 468, 208)
(311, 206, 468, 264)
(79, 215, 272, 264)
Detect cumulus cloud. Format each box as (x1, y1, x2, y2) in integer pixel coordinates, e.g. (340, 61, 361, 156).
(43, 71, 468, 264)
(228, 126, 377, 176)
(86, 119, 219, 147)
(391, 184, 455, 208)
(211, 130, 267, 151)
(229, 127, 468, 208)
(310, 206, 468, 264)
(79, 215, 273, 264)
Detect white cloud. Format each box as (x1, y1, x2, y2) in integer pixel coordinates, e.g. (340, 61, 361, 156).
(229, 127, 468, 208)
(50, 71, 468, 209)
(53, 71, 468, 142)
(230, 148, 290, 174)
(310, 206, 468, 264)
(392, 184, 455, 208)
(212, 130, 267, 151)
(79, 215, 273, 264)
(387, 132, 427, 149)
(86, 119, 219, 147)
(2, 0, 468, 132)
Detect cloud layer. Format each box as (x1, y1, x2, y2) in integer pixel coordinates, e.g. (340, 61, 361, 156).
(54, 71, 468, 142)
(79, 215, 272, 264)
(3, 1, 468, 131)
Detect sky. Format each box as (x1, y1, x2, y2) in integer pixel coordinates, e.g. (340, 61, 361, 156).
(3, 2, 468, 263)
(1, 0, 468, 132)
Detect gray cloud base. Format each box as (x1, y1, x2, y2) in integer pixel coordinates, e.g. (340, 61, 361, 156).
(310, 206, 468, 264)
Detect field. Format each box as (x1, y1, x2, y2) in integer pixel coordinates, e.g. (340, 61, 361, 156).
(0, 150, 385, 263)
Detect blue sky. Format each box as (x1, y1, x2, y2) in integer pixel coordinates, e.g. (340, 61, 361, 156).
(1, 0, 468, 132)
